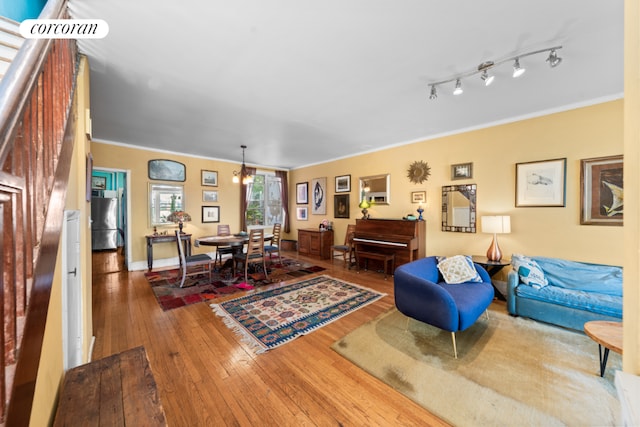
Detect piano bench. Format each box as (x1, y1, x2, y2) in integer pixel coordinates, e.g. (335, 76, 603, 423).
(356, 251, 395, 279)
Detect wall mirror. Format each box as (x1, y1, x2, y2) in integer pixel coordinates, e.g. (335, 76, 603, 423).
(442, 184, 476, 233)
(149, 183, 184, 226)
(359, 174, 390, 205)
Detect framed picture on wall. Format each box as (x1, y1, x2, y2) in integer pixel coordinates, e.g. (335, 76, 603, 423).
(515, 158, 566, 207)
(86, 153, 93, 201)
(580, 155, 623, 226)
(148, 159, 186, 182)
(202, 190, 218, 202)
(334, 194, 350, 218)
(201, 170, 218, 187)
(296, 206, 308, 221)
(311, 177, 327, 215)
(335, 174, 351, 193)
(202, 206, 220, 223)
(92, 176, 106, 190)
(411, 191, 426, 203)
(296, 182, 308, 204)
(451, 162, 473, 180)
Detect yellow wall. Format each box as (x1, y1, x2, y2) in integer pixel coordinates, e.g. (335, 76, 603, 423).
(30, 56, 94, 426)
(623, 0, 640, 374)
(90, 143, 255, 264)
(290, 101, 624, 266)
(93, 101, 623, 269)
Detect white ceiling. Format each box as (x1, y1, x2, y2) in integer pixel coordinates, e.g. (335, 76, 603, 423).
(68, 1, 623, 170)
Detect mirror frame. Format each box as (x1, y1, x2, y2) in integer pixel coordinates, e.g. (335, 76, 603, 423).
(359, 174, 391, 205)
(149, 183, 185, 226)
(441, 184, 477, 233)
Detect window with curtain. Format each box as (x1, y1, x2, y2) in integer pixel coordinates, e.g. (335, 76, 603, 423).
(246, 173, 284, 226)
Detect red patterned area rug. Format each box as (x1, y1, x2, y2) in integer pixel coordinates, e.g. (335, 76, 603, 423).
(144, 258, 325, 311)
(211, 274, 386, 354)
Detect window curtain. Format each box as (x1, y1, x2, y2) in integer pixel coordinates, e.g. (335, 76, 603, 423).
(240, 166, 256, 231)
(275, 170, 290, 233)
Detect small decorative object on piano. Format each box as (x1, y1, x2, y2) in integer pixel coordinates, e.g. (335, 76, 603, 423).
(319, 219, 329, 230)
(404, 214, 416, 221)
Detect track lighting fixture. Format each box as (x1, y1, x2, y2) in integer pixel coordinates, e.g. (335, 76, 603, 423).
(429, 85, 437, 99)
(512, 58, 526, 78)
(453, 79, 463, 95)
(428, 45, 562, 100)
(546, 49, 562, 68)
(481, 70, 494, 86)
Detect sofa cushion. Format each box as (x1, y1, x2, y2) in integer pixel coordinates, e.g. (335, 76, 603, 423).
(511, 254, 548, 289)
(437, 255, 482, 284)
(532, 257, 622, 297)
(514, 281, 622, 318)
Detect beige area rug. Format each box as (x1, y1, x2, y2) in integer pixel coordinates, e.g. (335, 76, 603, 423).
(331, 305, 622, 427)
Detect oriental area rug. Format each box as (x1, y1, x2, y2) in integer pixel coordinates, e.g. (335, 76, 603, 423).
(331, 305, 622, 427)
(211, 275, 385, 354)
(144, 258, 325, 311)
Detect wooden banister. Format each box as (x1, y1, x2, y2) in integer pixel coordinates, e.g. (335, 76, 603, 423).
(0, 0, 78, 424)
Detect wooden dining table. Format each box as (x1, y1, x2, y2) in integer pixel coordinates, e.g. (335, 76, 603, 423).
(194, 232, 273, 267)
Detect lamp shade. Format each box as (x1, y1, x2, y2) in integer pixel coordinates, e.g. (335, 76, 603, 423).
(167, 211, 191, 223)
(481, 216, 511, 234)
(359, 199, 371, 209)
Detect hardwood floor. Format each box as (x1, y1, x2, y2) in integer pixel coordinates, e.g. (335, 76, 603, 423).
(91, 249, 449, 426)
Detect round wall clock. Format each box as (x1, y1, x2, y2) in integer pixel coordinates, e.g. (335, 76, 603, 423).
(407, 160, 431, 184)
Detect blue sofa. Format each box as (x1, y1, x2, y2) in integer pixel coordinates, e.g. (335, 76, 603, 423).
(394, 256, 495, 358)
(507, 255, 623, 331)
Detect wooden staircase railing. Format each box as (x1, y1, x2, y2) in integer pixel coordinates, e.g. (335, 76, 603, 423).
(0, 0, 78, 424)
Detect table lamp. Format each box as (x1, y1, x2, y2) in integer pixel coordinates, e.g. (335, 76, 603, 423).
(359, 199, 371, 219)
(167, 210, 192, 233)
(481, 215, 511, 261)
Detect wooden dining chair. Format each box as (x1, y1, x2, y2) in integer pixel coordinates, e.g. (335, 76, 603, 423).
(233, 228, 268, 282)
(331, 224, 356, 268)
(264, 223, 282, 265)
(215, 224, 233, 268)
(175, 230, 213, 287)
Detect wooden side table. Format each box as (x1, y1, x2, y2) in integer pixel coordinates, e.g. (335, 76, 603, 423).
(146, 233, 192, 270)
(471, 256, 511, 300)
(584, 320, 623, 377)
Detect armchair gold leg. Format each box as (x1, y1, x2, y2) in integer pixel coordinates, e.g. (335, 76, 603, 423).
(451, 332, 458, 359)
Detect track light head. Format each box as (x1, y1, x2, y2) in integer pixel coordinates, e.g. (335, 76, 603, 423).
(546, 49, 562, 67)
(429, 85, 437, 100)
(512, 58, 526, 78)
(481, 70, 494, 86)
(453, 79, 463, 95)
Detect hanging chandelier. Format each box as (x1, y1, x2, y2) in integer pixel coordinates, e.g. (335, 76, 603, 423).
(428, 46, 563, 100)
(232, 145, 253, 185)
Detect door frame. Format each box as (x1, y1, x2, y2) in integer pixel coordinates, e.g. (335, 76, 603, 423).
(92, 167, 132, 270)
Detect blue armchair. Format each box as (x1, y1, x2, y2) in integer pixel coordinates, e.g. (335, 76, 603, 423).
(394, 256, 494, 358)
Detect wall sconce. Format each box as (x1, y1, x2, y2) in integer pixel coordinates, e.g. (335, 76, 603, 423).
(481, 215, 511, 261)
(232, 144, 253, 185)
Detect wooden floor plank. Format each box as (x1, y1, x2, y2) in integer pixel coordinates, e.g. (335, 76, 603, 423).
(91, 249, 449, 426)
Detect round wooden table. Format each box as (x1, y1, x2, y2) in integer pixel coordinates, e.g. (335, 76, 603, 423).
(584, 320, 623, 377)
(195, 233, 273, 268)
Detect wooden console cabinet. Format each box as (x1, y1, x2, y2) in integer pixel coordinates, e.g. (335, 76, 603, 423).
(298, 228, 333, 259)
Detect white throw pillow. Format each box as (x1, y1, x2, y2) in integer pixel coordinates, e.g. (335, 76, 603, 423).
(511, 254, 548, 289)
(437, 255, 482, 284)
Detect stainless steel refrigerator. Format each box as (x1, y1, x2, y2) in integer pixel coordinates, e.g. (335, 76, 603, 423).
(91, 197, 118, 250)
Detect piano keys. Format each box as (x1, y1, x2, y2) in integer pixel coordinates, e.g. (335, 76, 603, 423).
(353, 218, 426, 270)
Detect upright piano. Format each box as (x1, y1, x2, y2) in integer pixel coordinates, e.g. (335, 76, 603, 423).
(353, 219, 426, 269)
